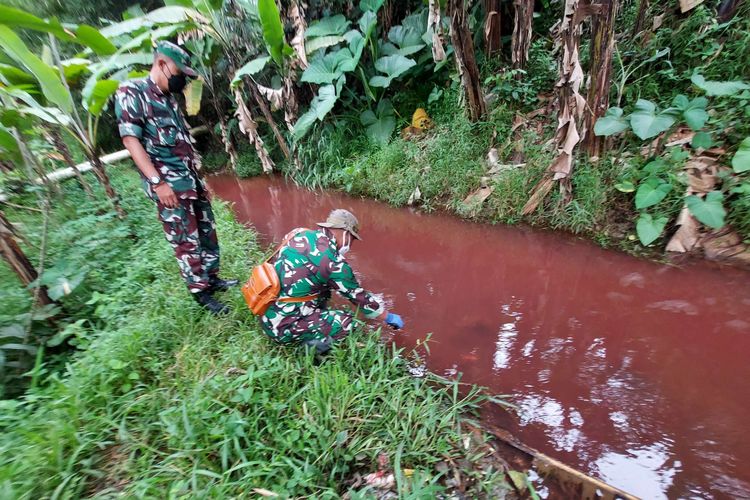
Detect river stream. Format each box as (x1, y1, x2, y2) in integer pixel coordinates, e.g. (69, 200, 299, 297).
(208, 174, 750, 499)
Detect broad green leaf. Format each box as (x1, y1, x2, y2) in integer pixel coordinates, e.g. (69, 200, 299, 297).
(306, 15, 350, 38)
(99, 6, 199, 38)
(636, 213, 668, 246)
(358, 11, 378, 39)
(33, 265, 87, 301)
(691, 131, 712, 150)
(686, 191, 726, 229)
(691, 73, 750, 97)
(614, 180, 635, 193)
(681, 96, 708, 130)
(345, 30, 365, 64)
(0, 5, 71, 41)
(380, 41, 424, 57)
(231, 56, 271, 88)
(360, 0, 386, 11)
(594, 107, 628, 136)
(85, 79, 119, 116)
(292, 109, 317, 141)
(184, 76, 203, 116)
(672, 94, 689, 109)
(4, 87, 71, 125)
(387, 25, 425, 55)
(360, 99, 395, 145)
(305, 35, 346, 55)
(300, 49, 354, 84)
(62, 58, 91, 83)
(731, 137, 750, 173)
(293, 82, 340, 140)
(0, 26, 73, 113)
(635, 177, 671, 209)
(82, 52, 151, 102)
(629, 99, 677, 140)
(73, 25, 116, 56)
(258, 0, 289, 66)
(369, 54, 416, 88)
(0, 63, 36, 86)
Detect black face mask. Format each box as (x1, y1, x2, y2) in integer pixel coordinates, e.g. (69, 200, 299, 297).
(162, 65, 188, 93)
(168, 73, 188, 93)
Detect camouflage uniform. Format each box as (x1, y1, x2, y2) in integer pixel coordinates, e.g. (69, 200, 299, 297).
(260, 228, 384, 343)
(115, 77, 220, 293)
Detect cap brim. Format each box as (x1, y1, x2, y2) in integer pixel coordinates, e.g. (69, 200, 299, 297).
(317, 222, 362, 241)
(180, 65, 198, 78)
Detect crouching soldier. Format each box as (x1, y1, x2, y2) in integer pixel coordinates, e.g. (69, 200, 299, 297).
(260, 209, 404, 354)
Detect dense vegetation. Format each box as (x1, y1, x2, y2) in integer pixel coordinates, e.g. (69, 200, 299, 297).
(1, 0, 749, 496)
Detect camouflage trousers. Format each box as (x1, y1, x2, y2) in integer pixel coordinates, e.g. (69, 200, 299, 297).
(259, 298, 355, 344)
(156, 194, 219, 293)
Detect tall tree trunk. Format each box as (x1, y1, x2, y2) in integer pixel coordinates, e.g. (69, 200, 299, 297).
(249, 83, 291, 161)
(88, 151, 126, 218)
(484, 0, 502, 57)
(512, 0, 534, 71)
(48, 127, 94, 198)
(234, 87, 275, 174)
(219, 115, 239, 171)
(0, 210, 52, 305)
(428, 0, 447, 62)
(584, 0, 619, 157)
(286, 0, 308, 69)
(449, 0, 487, 121)
(283, 0, 305, 131)
(631, 0, 649, 36)
(522, 0, 599, 215)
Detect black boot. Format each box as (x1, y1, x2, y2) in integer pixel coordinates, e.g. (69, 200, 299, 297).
(301, 337, 332, 364)
(193, 290, 231, 315)
(209, 277, 239, 292)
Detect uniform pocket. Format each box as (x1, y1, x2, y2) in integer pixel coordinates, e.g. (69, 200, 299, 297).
(153, 116, 179, 146)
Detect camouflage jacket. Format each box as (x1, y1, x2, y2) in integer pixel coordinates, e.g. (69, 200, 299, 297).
(271, 228, 384, 319)
(114, 77, 203, 200)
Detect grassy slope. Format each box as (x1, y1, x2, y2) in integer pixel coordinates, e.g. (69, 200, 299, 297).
(287, 89, 628, 249)
(0, 171, 507, 498)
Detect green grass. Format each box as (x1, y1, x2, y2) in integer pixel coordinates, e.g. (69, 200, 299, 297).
(0, 170, 508, 498)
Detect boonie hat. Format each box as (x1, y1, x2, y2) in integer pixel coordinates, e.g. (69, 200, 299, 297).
(155, 41, 198, 77)
(317, 209, 362, 240)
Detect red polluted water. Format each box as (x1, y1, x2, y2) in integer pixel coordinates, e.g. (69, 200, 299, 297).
(208, 174, 750, 499)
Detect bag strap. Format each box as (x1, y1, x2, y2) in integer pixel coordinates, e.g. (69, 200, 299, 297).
(262, 227, 310, 263)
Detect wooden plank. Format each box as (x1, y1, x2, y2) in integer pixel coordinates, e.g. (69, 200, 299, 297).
(482, 423, 640, 500)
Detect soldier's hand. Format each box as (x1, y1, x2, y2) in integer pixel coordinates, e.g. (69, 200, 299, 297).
(155, 183, 179, 208)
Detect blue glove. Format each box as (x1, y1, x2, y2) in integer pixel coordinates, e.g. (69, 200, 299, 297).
(385, 312, 404, 329)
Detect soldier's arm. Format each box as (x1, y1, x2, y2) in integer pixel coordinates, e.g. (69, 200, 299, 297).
(121, 137, 178, 208)
(323, 248, 386, 319)
(115, 87, 178, 207)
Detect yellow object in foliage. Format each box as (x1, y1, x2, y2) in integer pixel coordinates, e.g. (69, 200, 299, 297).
(401, 108, 434, 140)
(411, 108, 433, 130)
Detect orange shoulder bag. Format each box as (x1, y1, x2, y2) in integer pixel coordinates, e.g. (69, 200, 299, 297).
(242, 228, 311, 316)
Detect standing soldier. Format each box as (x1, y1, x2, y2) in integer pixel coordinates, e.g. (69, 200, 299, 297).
(115, 41, 237, 314)
(260, 209, 405, 354)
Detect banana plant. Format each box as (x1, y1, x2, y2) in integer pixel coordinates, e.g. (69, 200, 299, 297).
(0, 7, 130, 216)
